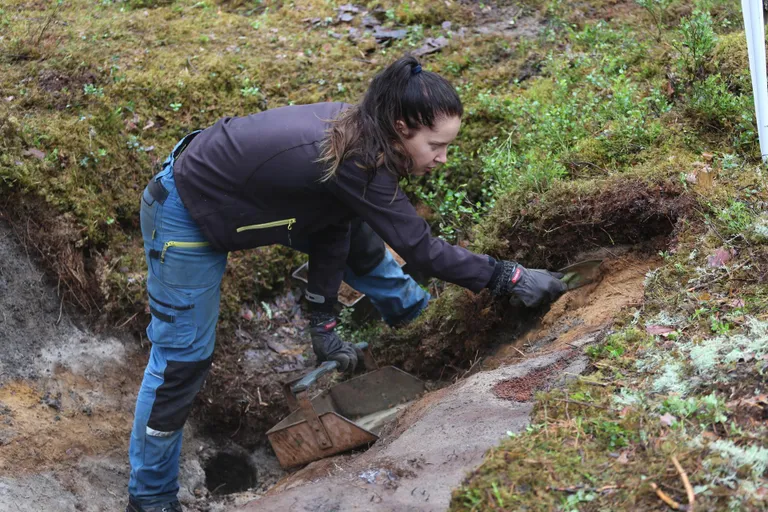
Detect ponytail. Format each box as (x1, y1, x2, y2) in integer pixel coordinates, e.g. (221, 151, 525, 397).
(319, 55, 463, 181)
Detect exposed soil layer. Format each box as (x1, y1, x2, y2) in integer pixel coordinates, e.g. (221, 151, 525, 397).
(0, 222, 264, 512)
(0, 216, 656, 511)
(0, 200, 104, 319)
(485, 251, 660, 368)
(374, 177, 688, 378)
(492, 356, 570, 402)
(479, 178, 690, 271)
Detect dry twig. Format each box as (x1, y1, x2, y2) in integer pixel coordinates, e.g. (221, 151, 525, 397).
(554, 398, 608, 410)
(116, 311, 139, 329)
(548, 484, 620, 494)
(511, 345, 526, 357)
(671, 455, 695, 511)
(650, 482, 684, 510)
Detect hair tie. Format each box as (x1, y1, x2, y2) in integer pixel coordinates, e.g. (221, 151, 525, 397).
(412, 64, 422, 75)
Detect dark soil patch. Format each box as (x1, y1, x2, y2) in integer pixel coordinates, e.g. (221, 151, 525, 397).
(516, 54, 543, 83)
(479, 177, 692, 271)
(204, 451, 258, 495)
(492, 358, 569, 402)
(37, 69, 99, 109)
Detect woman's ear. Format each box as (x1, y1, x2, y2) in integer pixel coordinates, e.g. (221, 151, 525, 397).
(395, 120, 410, 137)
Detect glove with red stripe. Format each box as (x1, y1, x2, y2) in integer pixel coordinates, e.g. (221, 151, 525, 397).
(488, 260, 567, 307)
(306, 292, 363, 372)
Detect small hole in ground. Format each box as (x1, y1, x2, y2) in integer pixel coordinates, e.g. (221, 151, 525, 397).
(204, 452, 257, 495)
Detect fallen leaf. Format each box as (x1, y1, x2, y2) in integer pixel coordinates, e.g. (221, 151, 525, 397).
(142, 120, 155, 130)
(22, 148, 46, 160)
(616, 451, 630, 464)
(659, 413, 677, 426)
(646, 325, 676, 336)
(412, 36, 449, 57)
(739, 394, 768, 408)
(695, 166, 715, 190)
(707, 247, 734, 268)
(267, 339, 290, 354)
(730, 298, 745, 308)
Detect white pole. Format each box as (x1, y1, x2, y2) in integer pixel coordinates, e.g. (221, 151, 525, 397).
(742, 0, 768, 161)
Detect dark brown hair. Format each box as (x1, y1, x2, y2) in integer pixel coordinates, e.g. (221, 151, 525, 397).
(319, 54, 463, 181)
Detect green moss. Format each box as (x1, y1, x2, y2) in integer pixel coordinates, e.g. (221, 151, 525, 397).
(709, 31, 751, 89)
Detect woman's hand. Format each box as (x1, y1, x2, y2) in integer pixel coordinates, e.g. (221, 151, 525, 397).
(309, 312, 364, 372)
(489, 261, 567, 307)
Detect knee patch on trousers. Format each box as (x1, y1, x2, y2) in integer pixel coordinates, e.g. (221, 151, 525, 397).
(147, 356, 213, 435)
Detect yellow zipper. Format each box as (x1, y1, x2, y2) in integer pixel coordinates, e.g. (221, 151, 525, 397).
(236, 218, 296, 233)
(160, 241, 210, 262)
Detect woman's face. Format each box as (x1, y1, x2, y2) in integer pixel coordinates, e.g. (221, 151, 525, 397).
(398, 115, 461, 176)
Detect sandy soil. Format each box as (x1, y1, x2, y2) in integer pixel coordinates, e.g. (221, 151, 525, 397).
(484, 252, 659, 369)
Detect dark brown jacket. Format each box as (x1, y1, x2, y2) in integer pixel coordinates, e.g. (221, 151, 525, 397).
(174, 102, 495, 299)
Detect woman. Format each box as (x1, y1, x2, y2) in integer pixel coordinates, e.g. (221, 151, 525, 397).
(127, 55, 565, 512)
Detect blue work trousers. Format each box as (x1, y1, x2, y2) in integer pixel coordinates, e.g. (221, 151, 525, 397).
(128, 135, 428, 507)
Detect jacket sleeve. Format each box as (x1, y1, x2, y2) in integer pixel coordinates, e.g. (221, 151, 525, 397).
(306, 221, 351, 301)
(326, 162, 496, 293)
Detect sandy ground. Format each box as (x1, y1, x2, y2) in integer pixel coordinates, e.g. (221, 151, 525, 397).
(484, 251, 658, 369)
(239, 350, 588, 511)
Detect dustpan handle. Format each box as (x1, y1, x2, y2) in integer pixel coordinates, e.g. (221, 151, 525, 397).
(292, 361, 338, 393)
(291, 342, 369, 394)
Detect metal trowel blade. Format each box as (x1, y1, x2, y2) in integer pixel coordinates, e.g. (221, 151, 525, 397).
(558, 259, 604, 290)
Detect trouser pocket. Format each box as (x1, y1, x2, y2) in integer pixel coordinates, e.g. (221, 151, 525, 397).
(154, 240, 226, 289)
(146, 277, 198, 349)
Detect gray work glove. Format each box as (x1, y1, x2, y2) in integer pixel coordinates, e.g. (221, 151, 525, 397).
(309, 312, 363, 372)
(488, 260, 567, 307)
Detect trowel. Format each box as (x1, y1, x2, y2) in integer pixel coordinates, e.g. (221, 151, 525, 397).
(558, 259, 604, 290)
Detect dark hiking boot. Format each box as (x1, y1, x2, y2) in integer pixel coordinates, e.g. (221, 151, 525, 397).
(126, 496, 183, 512)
